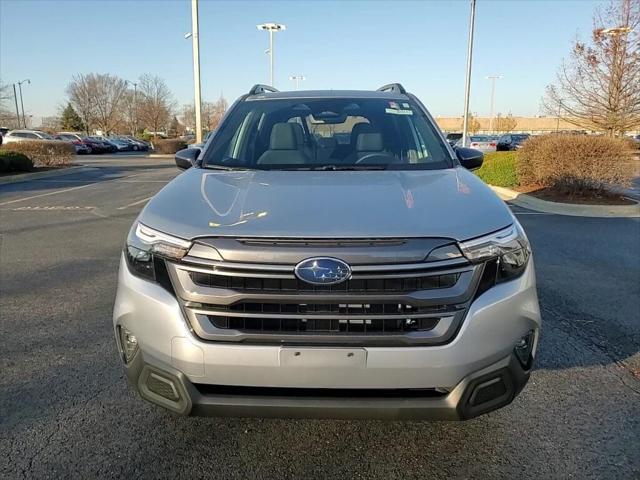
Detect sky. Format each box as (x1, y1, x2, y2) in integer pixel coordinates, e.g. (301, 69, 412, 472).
(0, 0, 600, 121)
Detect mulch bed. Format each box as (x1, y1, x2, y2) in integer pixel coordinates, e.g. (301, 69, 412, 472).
(515, 185, 636, 205)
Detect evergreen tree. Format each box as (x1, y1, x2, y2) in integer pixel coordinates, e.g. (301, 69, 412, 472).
(60, 103, 85, 131)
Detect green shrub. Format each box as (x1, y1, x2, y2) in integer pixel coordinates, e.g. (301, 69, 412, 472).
(1, 140, 74, 167)
(0, 150, 34, 172)
(152, 139, 187, 154)
(475, 152, 519, 187)
(517, 135, 634, 193)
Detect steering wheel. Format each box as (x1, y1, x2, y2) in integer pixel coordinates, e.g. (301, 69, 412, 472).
(355, 153, 396, 165)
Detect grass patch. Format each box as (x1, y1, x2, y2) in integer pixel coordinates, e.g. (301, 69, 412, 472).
(475, 152, 518, 188)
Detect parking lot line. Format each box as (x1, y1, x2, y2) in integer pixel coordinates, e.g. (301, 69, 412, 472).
(0, 171, 160, 206)
(117, 196, 154, 210)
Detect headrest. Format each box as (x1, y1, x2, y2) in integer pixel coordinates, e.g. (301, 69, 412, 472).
(270, 123, 298, 150)
(356, 132, 383, 152)
(350, 122, 374, 144)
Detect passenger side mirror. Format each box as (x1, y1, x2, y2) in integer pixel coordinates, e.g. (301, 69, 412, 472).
(175, 147, 200, 170)
(455, 147, 483, 171)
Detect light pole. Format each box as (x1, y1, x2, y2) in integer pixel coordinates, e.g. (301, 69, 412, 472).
(461, 0, 476, 147)
(17, 79, 30, 128)
(12, 84, 20, 128)
(485, 75, 502, 133)
(185, 0, 203, 143)
(289, 75, 305, 90)
(257, 23, 286, 87)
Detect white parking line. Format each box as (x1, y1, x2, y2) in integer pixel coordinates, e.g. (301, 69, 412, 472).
(117, 196, 154, 210)
(0, 171, 157, 206)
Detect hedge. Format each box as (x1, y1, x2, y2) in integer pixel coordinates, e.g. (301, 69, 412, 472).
(517, 135, 634, 194)
(152, 139, 187, 154)
(1, 140, 75, 167)
(0, 150, 34, 173)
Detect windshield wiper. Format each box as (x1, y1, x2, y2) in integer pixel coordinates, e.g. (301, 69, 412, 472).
(289, 164, 388, 171)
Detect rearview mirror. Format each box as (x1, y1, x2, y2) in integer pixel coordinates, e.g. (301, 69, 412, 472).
(175, 147, 200, 170)
(455, 147, 483, 171)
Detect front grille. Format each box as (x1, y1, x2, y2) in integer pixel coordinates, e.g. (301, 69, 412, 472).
(189, 271, 460, 293)
(165, 240, 482, 346)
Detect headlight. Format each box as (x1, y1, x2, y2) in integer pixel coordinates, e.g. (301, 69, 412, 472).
(458, 222, 531, 283)
(124, 222, 192, 282)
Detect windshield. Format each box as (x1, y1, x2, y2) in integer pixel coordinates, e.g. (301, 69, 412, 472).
(201, 97, 453, 170)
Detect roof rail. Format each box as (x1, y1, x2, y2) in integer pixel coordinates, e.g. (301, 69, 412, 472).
(377, 83, 407, 95)
(248, 84, 279, 95)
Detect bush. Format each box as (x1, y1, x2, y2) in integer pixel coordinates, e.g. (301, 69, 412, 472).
(1, 140, 75, 167)
(475, 152, 518, 187)
(152, 139, 187, 154)
(0, 150, 34, 173)
(517, 135, 634, 194)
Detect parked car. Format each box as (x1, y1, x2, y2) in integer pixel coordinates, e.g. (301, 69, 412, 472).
(454, 135, 497, 153)
(3, 129, 55, 143)
(496, 133, 530, 151)
(121, 136, 150, 151)
(55, 133, 91, 154)
(82, 137, 112, 154)
(86, 136, 118, 153)
(445, 132, 463, 146)
(113, 83, 540, 421)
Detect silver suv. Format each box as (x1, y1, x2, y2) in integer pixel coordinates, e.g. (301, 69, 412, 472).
(113, 84, 540, 420)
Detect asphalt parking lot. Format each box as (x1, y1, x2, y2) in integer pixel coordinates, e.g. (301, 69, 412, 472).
(1, 155, 639, 479)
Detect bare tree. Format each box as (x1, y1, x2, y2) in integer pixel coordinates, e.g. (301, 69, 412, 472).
(183, 95, 228, 133)
(542, 0, 640, 135)
(137, 74, 175, 137)
(460, 113, 481, 135)
(67, 73, 126, 134)
(0, 80, 19, 127)
(494, 113, 518, 133)
(66, 74, 95, 134)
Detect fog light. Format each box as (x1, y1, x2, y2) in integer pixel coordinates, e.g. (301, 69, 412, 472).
(119, 327, 139, 363)
(514, 330, 535, 368)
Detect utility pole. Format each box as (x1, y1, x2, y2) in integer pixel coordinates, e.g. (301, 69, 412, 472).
(12, 84, 20, 128)
(485, 75, 502, 133)
(257, 23, 286, 87)
(289, 75, 305, 90)
(17, 79, 30, 128)
(461, 0, 476, 147)
(188, 0, 203, 143)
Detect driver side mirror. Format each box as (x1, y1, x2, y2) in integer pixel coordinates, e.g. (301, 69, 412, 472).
(175, 147, 200, 170)
(455, 147, 483, 171)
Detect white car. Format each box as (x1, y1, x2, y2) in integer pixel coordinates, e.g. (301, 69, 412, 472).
(454, 135, 497, 153)
(3, 129, 56, 143)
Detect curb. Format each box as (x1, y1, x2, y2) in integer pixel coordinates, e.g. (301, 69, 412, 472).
(0, 166, 94, 186)
(148, 154, 173, 158)
(489, 185, 640, 218)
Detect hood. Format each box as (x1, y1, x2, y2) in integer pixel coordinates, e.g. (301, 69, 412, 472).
(139, 167, 513, 242)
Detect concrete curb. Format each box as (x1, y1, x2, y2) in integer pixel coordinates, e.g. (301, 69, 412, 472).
(148, 154, 173, 158)
(489, 185, 640, 218)
(0, 166, 94, 186)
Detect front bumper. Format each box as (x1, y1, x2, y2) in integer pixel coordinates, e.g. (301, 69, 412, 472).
(113, 254, 540, 420)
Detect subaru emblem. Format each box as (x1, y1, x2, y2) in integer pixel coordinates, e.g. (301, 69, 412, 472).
(294, 257, 351, 285)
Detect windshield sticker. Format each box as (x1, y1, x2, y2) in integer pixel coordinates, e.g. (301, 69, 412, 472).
(385, 108, 413, 115)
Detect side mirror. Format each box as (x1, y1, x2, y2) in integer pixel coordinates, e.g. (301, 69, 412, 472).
(175, 147, 200, 170)
(455, 147, 483, 171)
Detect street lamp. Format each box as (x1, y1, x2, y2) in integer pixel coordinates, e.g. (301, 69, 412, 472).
(17, 79, 30, 128)
(289, 75, 305, 90)
(185, 0, 203, 143)
(485, 75, 502, 133)
(461, 0, 476, 147)
(257, 23, 286, 87)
